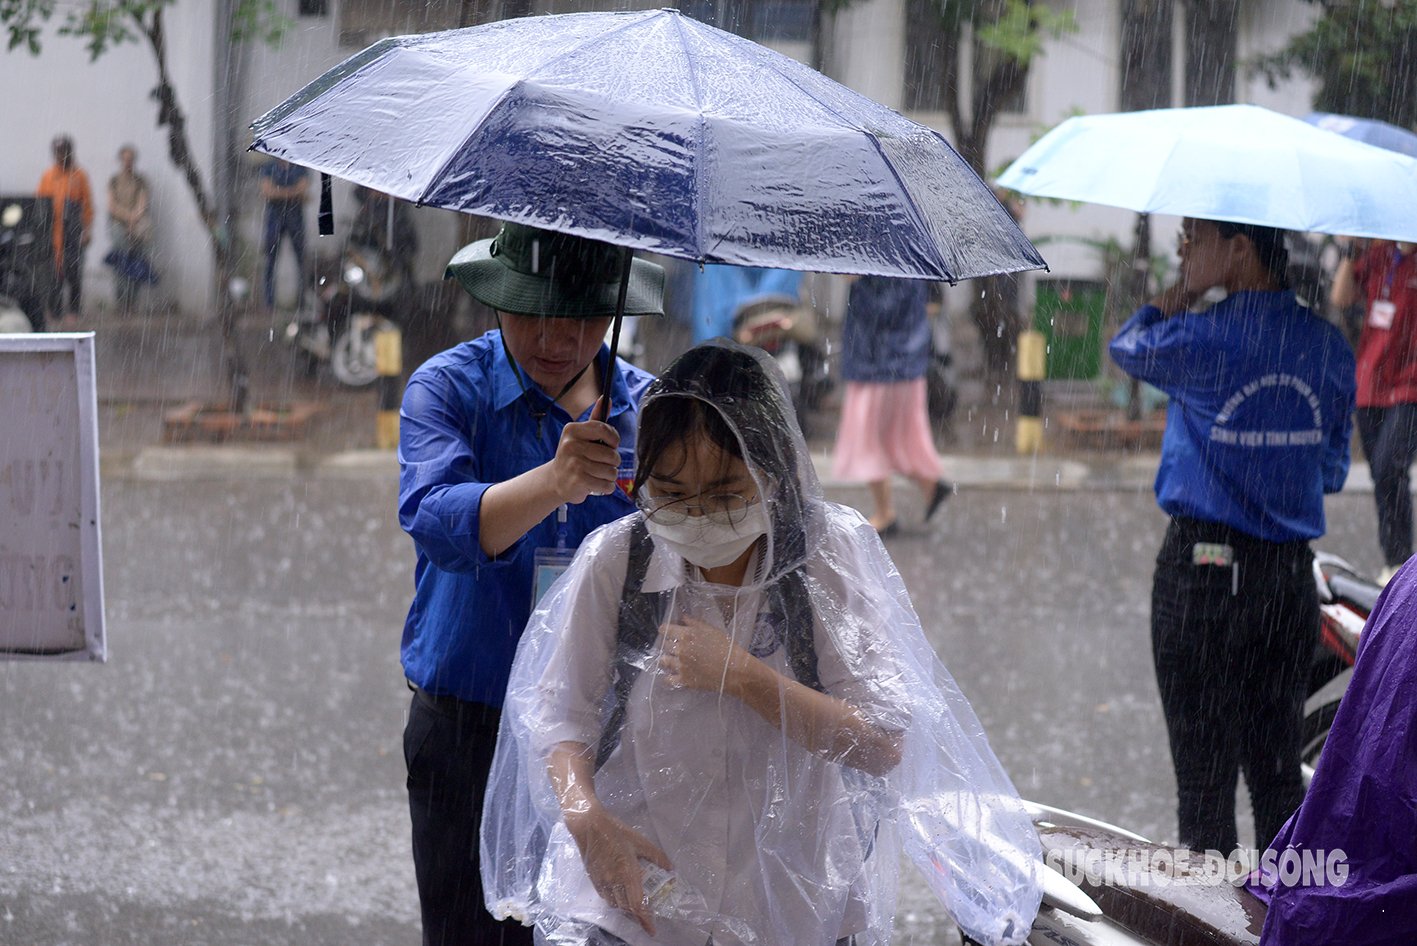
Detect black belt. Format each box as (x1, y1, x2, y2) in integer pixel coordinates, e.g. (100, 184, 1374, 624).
(408, 681, 466, 712)
(407, 681, 501, 721)
(1167, 516, 1311, 556)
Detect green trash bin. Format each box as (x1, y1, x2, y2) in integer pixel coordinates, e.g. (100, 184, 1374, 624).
(1033, 278, 1107, 380)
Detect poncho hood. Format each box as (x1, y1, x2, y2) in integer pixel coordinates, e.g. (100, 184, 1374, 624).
(633, 339, 824, 588)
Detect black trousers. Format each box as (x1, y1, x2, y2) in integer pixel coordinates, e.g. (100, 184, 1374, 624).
(49, 241, 83, 316)
(405, 690, 534, 946)
(1150, 517, 1317, 854)
(1356, 404, 1417, 567)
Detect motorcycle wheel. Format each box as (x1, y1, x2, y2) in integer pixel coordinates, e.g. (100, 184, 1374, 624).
(1299, 667, 1353, 789)
(330, 314, 395, 387)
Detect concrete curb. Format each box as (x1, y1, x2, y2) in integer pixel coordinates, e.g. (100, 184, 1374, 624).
(103, 443, 1384, 496)
(128, 446, 300, 480)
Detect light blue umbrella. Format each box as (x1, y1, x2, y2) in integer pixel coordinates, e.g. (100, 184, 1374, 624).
(1304, 112, 1417, 159)
(997, 104, 1417, 241)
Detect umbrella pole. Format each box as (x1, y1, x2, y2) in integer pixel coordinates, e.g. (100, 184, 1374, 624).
(1127, 213, 1152, 422)
(599, 250, 634, 418)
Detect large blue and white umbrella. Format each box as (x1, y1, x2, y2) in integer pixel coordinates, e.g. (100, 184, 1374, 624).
(251, 8, 1043, 284)
(997, 104, 1417, 241)
(1304, 112, 1417, 160)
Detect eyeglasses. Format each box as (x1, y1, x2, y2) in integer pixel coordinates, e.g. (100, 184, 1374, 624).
(637, 491, 759, 526)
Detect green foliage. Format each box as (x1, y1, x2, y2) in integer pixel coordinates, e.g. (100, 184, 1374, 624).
(2, 0, 289, 61)
(58, 0, 152, 60)
(1251, 0, 1417, 128)
(825, 0, 1073, 67)
(2, 0, 55, 54)
(230, 0, 288, 45)
(977, 0, 1075, 62)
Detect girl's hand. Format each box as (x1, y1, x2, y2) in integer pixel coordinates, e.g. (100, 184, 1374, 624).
(565, 806, 670, 935)
(659, 616, 758, 694)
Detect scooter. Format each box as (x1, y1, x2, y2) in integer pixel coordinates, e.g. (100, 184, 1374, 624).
(988, 556, 1380, 946)
(1299, 551, 1381, 786)
(288, 242, 412, 387)
(1015, 801, 1269, 946)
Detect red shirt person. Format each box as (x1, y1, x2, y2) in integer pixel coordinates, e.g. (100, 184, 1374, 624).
(1332, 240, 1417, 581)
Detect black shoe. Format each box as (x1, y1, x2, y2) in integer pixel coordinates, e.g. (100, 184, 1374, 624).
(876, 518, 900, 538)
(925, 480, 954, 522)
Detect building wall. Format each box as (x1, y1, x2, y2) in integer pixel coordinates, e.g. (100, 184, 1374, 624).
(0, 0, 1330, 316)
(0, 2, 219, 314)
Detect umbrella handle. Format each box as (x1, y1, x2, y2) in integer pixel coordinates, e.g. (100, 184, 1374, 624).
(599, 250, 634, 417)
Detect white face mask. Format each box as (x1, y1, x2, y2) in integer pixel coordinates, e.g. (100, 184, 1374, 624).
(644, 502, 770, 570)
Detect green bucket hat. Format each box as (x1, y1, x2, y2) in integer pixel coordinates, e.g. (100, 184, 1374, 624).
(446, 222, 665, 319)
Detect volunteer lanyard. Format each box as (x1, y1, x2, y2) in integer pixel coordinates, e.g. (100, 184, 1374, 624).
(496, 325, 602, 439)
(1381, 244, 1405, 301)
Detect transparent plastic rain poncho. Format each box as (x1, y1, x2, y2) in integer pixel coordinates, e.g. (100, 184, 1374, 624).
(483, 341, 1042, 946)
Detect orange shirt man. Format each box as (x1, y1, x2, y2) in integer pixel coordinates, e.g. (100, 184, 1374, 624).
(36, 135, 95, 319)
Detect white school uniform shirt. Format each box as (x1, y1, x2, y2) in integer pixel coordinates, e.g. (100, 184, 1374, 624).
(528, 511, 911, 946)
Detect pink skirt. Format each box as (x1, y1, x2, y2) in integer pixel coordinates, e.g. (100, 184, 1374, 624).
(832, 378, 943, 483)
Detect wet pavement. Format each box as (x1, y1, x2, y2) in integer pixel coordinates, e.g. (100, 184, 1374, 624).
(1, 472, 1385, 945)
(0, 313, 1393, 945)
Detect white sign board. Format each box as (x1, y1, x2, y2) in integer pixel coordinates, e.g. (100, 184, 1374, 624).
(1, 333, 106, 661)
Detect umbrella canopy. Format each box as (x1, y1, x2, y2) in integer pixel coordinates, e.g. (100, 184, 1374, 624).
(996, 104, 1417, 242)
(1304, 111, 1417, 159)
(249, 8, 1042, 283)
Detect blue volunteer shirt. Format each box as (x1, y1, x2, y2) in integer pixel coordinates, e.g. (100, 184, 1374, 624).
(398, 330, 655, 706)
(1109, 290, 1355, 542)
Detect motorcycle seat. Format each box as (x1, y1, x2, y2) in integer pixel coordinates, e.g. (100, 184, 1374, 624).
(1326, 572, 1380, 614)
(1035, 822, 1265, 946)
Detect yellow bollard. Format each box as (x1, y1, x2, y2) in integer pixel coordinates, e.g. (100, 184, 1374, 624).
(375, 326, 403, 450)
(1015, 329, 1046, 454)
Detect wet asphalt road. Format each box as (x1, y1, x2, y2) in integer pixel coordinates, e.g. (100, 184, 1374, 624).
(0, 473, 1383, 945)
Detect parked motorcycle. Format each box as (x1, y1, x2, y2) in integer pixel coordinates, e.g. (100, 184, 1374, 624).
(1299, 551, 1381, 787)
(289, 241, 413, 387)
(996, 555, 1381, 945)
(0, 196, 53, 332)
(933, 800, 1270, 945)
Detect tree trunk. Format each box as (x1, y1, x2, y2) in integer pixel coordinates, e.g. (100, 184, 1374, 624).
(1118, 0, 1173, 418)
(1119, 0, 1173, 113)
(1182, 0, 1240, 106)
(963, 2, 1033, 395)
(142, 6, 249, 414)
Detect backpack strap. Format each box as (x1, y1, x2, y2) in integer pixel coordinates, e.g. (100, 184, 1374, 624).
(595, 517, 666, 769)
(594, 522, 822, 770)
(774, 572, 824, 694)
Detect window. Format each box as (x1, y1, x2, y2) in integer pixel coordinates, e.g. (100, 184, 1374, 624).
(904, 0, 1028, 116)
(904, 0, 950, 112)
(681, 0, 814, 42)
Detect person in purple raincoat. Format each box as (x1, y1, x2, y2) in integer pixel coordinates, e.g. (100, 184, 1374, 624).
(1255, 561, 1417, 944)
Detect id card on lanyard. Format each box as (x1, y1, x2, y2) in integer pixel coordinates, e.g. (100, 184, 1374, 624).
(532, 504, 576, 610)
(1370, 246, 1404, 330)
(531, 465, 636, 609)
